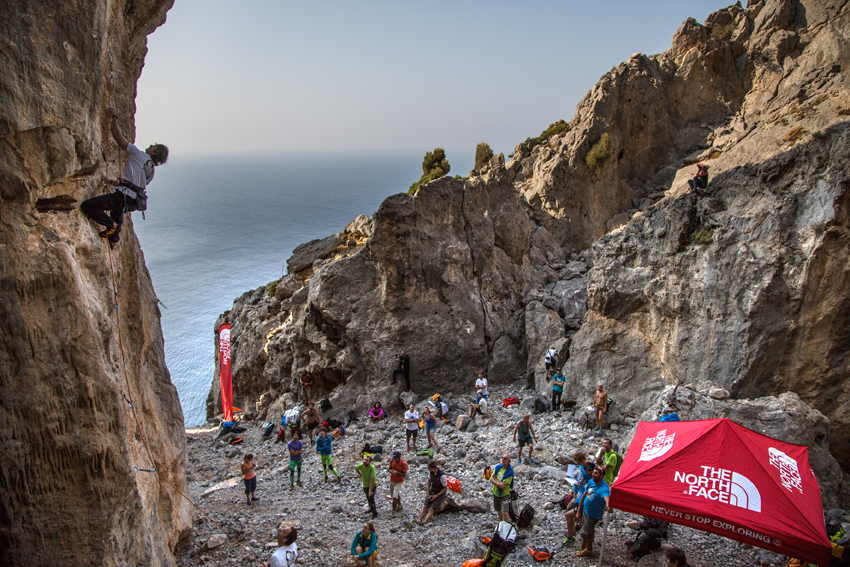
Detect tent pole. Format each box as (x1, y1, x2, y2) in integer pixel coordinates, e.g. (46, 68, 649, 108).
(597, 510, 609, 567)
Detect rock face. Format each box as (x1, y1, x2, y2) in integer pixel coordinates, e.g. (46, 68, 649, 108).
(211, 0, 850, 474)
(0, 2, 191, 565)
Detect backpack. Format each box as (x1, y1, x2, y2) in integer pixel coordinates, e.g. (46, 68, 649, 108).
(503, 397, 520, 408)
(331, 427, 344, 438)
(613, 453, 624, 479)
(483, 465, 492, 480)
(533, 398, 549, 414)
(371, 445, 383, 454)
(446, 476, 462, 493)
(416, 447, 434, 458)
(263, 422, 275, 437)
(326, 418, 343, 430)
(346, 410, 358, 424)
(528, 547, 552, 561)
(517, 504, 535, 528)
(659, 412, 680, 422)
(462, 561, 485, 567)
(484, 521, 517, 567)
(319, 399, 333, 412)
(627, 528, 663, 560)
(230, 437, 243, 445)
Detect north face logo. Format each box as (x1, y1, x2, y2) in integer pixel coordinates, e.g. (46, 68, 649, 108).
(639, 429, 676, 462)
(674, 466, 761, 512)
(769, 447, 803, 494)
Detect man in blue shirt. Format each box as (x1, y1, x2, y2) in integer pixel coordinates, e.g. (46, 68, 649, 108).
(564, 466, 610, 556)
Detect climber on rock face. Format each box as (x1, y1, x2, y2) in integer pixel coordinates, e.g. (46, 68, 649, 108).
(81, 106, 168, 247)
(687, 163, 709, 191)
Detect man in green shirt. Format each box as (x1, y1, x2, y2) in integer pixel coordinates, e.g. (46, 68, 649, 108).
(596, 439, 618, 486)
(355, 456, 378, 518)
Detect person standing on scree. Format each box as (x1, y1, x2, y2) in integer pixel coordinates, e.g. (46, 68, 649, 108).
(81, 106, 168, 247)
(404, 404, 419, 452)
(475, 371, 489, 402)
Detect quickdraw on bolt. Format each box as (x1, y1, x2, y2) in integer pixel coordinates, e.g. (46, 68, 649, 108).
(133, 465, 157, 473)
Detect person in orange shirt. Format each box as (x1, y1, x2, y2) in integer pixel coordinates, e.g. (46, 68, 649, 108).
(241, 453, 259, 505)
(388, 451, 408, 512)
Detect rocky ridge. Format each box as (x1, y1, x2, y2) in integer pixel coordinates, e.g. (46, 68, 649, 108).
(0, 1, 191, 565)
(209, 0, 850, 477)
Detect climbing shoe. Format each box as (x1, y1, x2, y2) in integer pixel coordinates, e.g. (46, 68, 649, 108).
(99, 226, 118, 238)
(577, 548, 594, 557)
(562, 536, 575, 545)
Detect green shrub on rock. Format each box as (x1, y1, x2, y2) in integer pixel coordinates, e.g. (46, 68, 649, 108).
(584, 133, 611, 169)
(474, 142, 494, 171)
(409, 148, 451, 195)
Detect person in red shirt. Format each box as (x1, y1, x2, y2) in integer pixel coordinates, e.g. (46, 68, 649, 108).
(688, 163, 709, 190)
(241, 453, 258, 505)
(388, 451, 408, 512)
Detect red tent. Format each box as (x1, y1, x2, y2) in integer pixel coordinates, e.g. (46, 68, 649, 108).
(609, 418, 832, 566)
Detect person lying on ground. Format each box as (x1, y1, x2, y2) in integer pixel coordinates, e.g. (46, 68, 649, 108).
(415, 460, 448, 526)
(81, 106, 168, 247)
(350, 522, 378, 567)
(513, 413, 536, 464)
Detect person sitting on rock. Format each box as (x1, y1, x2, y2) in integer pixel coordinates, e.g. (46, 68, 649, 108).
(350, 522, 378, 567)
(81, 106, 168, 247)
(270, 524, 298, 567)
(469, 396, 489, 418)
(300, 402, 320, 445)
(512, 413, 537, 464)
(414, 460, 448, 526)
(688, 162, 709, 191)
(368, 401, 385, 422)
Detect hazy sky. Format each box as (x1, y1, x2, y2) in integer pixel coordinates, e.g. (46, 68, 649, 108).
(136, 0, 721, 158)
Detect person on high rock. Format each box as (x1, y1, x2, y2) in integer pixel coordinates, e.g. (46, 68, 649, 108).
(545, 347, 559, 378)
(688, 163, 709, 191)
(300, 402, 319, 445)
(512, 413, 537, 464)
(593, 384, 608, 431)
(391, 351, 411, 391)
(81, 106, 168, 247)
(475, 371, 489, 402)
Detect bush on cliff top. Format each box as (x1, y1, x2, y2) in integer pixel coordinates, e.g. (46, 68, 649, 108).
(474, 142, 494, 171)
(522, 119, 571, 151)
(584, 132, 611, 170)
(409, 148, 451, 195)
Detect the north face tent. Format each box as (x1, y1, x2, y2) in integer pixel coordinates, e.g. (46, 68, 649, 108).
(609, 418, 832, 566)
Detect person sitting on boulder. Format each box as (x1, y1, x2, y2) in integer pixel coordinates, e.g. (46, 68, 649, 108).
(414, 460, 448, 526)
(469, 395, 488, 418)
(81, 106, 168, 247)
(368, 401, 385, 422)
(688, 163, 709, 191)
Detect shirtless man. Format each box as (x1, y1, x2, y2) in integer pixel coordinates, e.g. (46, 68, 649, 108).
(300, 402, 320, 445)
(593, 384, 608, 432)
(299, 373, 313, 404)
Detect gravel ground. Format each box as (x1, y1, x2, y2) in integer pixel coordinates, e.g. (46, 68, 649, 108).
(175, 385, 785, 567)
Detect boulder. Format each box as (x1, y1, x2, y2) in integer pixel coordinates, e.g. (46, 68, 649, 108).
(443, 495, 490, 514)
(574, 402, 626, 429)
(456, 415, 472, 431)
(285, 232, 343, 273)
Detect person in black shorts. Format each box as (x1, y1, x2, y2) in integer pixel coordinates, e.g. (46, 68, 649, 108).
(300, 403, 320, 445)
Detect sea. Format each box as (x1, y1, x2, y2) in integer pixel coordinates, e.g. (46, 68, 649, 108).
(135, 152, 474, 427)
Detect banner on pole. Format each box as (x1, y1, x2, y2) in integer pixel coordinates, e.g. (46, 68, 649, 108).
(219, 324, 233, 423)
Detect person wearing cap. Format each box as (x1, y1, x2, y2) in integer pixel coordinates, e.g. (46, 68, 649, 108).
(388, 451, 408, 512)
(269, 524, 298, 567)
(688, 162, 709, 190)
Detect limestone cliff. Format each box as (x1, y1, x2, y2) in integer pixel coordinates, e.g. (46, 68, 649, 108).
(211, 0, 850, 479)
(0, 2, 191, 565)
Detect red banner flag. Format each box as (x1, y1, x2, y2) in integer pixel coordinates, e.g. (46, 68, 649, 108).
(218, 324, 233, 423)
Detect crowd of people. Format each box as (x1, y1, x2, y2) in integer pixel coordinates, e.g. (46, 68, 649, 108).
(247, 344, 635, 565)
